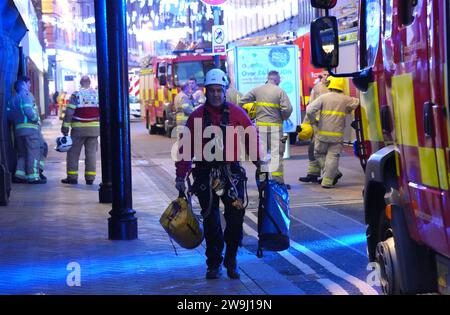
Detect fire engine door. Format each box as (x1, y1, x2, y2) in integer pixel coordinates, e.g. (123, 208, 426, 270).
(432, 0, 450, 256)
(390, 0, 448, 254)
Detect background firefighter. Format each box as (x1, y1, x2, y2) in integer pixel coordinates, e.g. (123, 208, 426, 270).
(299, 71, 330, 183)
(174, 82, 194, 129)
(60, 75, 100, 185)
(306, 77, 359, 189)
(187, 77, 206, 107)
(7, 79, 46, 184)
(225, 75, 243, 106)
(20, 75, 48, 182)
(239, 70, 292, 184)
(174, 69, 259, 280)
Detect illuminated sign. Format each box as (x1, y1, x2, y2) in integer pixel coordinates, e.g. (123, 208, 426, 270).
(233, 45, 301, 132)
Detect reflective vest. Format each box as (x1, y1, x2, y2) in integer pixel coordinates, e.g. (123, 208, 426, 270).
(66, 88, 100, 128)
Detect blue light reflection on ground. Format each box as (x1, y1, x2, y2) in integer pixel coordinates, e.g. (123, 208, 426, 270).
(0, 233, 366, 293)
(0, 253, 204, 293)
(295, 232, 367, 253)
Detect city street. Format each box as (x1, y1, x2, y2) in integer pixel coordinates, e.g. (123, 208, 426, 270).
(0, 116, 380, 295)
(129, 120, 380, 295)
(1, 0, 448, 298)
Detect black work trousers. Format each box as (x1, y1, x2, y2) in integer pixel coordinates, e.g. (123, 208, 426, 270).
(192, 164, 246, 269)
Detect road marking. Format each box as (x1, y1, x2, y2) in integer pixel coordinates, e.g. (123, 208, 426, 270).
(243, 222, 349, 295)
(288, 214, 367, 256)
(245, 212, 378, 295)
(245, 200, 366, 228)
(290, 200, 363, 207)
(246, 199, 363, 209)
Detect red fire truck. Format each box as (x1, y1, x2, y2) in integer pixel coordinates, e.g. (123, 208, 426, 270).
(294, 32, 326, 112)
(310, 0, 450, 294)
(139, 53, 225, 136)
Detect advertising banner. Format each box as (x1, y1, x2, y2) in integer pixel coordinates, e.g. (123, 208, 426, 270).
(234, 45, 301, 133)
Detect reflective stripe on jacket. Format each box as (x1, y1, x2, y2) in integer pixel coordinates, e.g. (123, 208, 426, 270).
(303, 82, 329, 125)
(174, 91, 194, 126)
(239, 82, 292, 127)
(306, 91, 359, 143)
(64, 88, 100, 129)
(6, 93, 40, 131)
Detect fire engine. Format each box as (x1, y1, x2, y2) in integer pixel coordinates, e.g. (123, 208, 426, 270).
(294, 32, 327, 112)
(310, 0, 450, 294)
(139, 53, 226, 136)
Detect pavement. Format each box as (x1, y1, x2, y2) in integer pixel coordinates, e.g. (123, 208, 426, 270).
(0, 115, 365, 295)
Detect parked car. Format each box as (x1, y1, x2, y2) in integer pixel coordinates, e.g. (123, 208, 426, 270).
(129, 95, 141, 119)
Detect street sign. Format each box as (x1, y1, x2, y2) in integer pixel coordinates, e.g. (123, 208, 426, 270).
(212, 25, 227, 55)
(200, 0, 228, 5)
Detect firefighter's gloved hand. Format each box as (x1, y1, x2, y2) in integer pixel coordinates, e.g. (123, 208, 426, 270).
(175, 177, 186, 193)
(61, 127, 69, 136)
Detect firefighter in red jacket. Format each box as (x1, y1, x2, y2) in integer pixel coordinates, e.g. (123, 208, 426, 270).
(175, 69, 259, 280)
(61, 76, 100, 185)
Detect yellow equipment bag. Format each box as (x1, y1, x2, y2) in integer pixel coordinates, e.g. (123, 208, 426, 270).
(160, 192, 204, 249)
(242, 102, 256, 120)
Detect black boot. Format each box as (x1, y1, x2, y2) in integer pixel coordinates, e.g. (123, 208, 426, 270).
(226, 266, 240, 280)
(206, 266, 222, 280)
(12, 176, 27, 184)
(298, 174, 319, 183)
(61, 178, 78, 185)
(224, 257, 240, 280)
(28, 178, 46, 184)
(333, 172, 343, 185)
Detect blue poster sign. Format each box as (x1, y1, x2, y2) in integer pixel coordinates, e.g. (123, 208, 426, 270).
(233, 45, 301, 133)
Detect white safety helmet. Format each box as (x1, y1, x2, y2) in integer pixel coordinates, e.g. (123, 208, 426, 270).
(204, 69, 228, 87)
(55, 136, 73, 152)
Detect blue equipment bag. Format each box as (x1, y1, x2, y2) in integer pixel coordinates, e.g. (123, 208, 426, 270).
(256, 177, 290, 257)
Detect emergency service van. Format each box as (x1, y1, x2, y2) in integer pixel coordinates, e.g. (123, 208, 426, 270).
(139, 54, 225, 136)
(310, 0, 450, 294)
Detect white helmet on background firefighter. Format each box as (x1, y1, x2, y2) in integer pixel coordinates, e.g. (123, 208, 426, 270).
(55, 136, 72, 152)
(204, 69, 229, 87)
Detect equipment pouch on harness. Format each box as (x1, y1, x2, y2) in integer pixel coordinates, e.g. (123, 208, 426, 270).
(160, 189, 204, 250)
(256, 173, 290, 257)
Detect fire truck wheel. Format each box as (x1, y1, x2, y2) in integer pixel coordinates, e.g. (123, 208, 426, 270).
(391, 202, 437, 294)
(375, 236, 400, 294)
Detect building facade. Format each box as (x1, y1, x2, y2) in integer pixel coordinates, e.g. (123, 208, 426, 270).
(42, 0, 98, 95)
